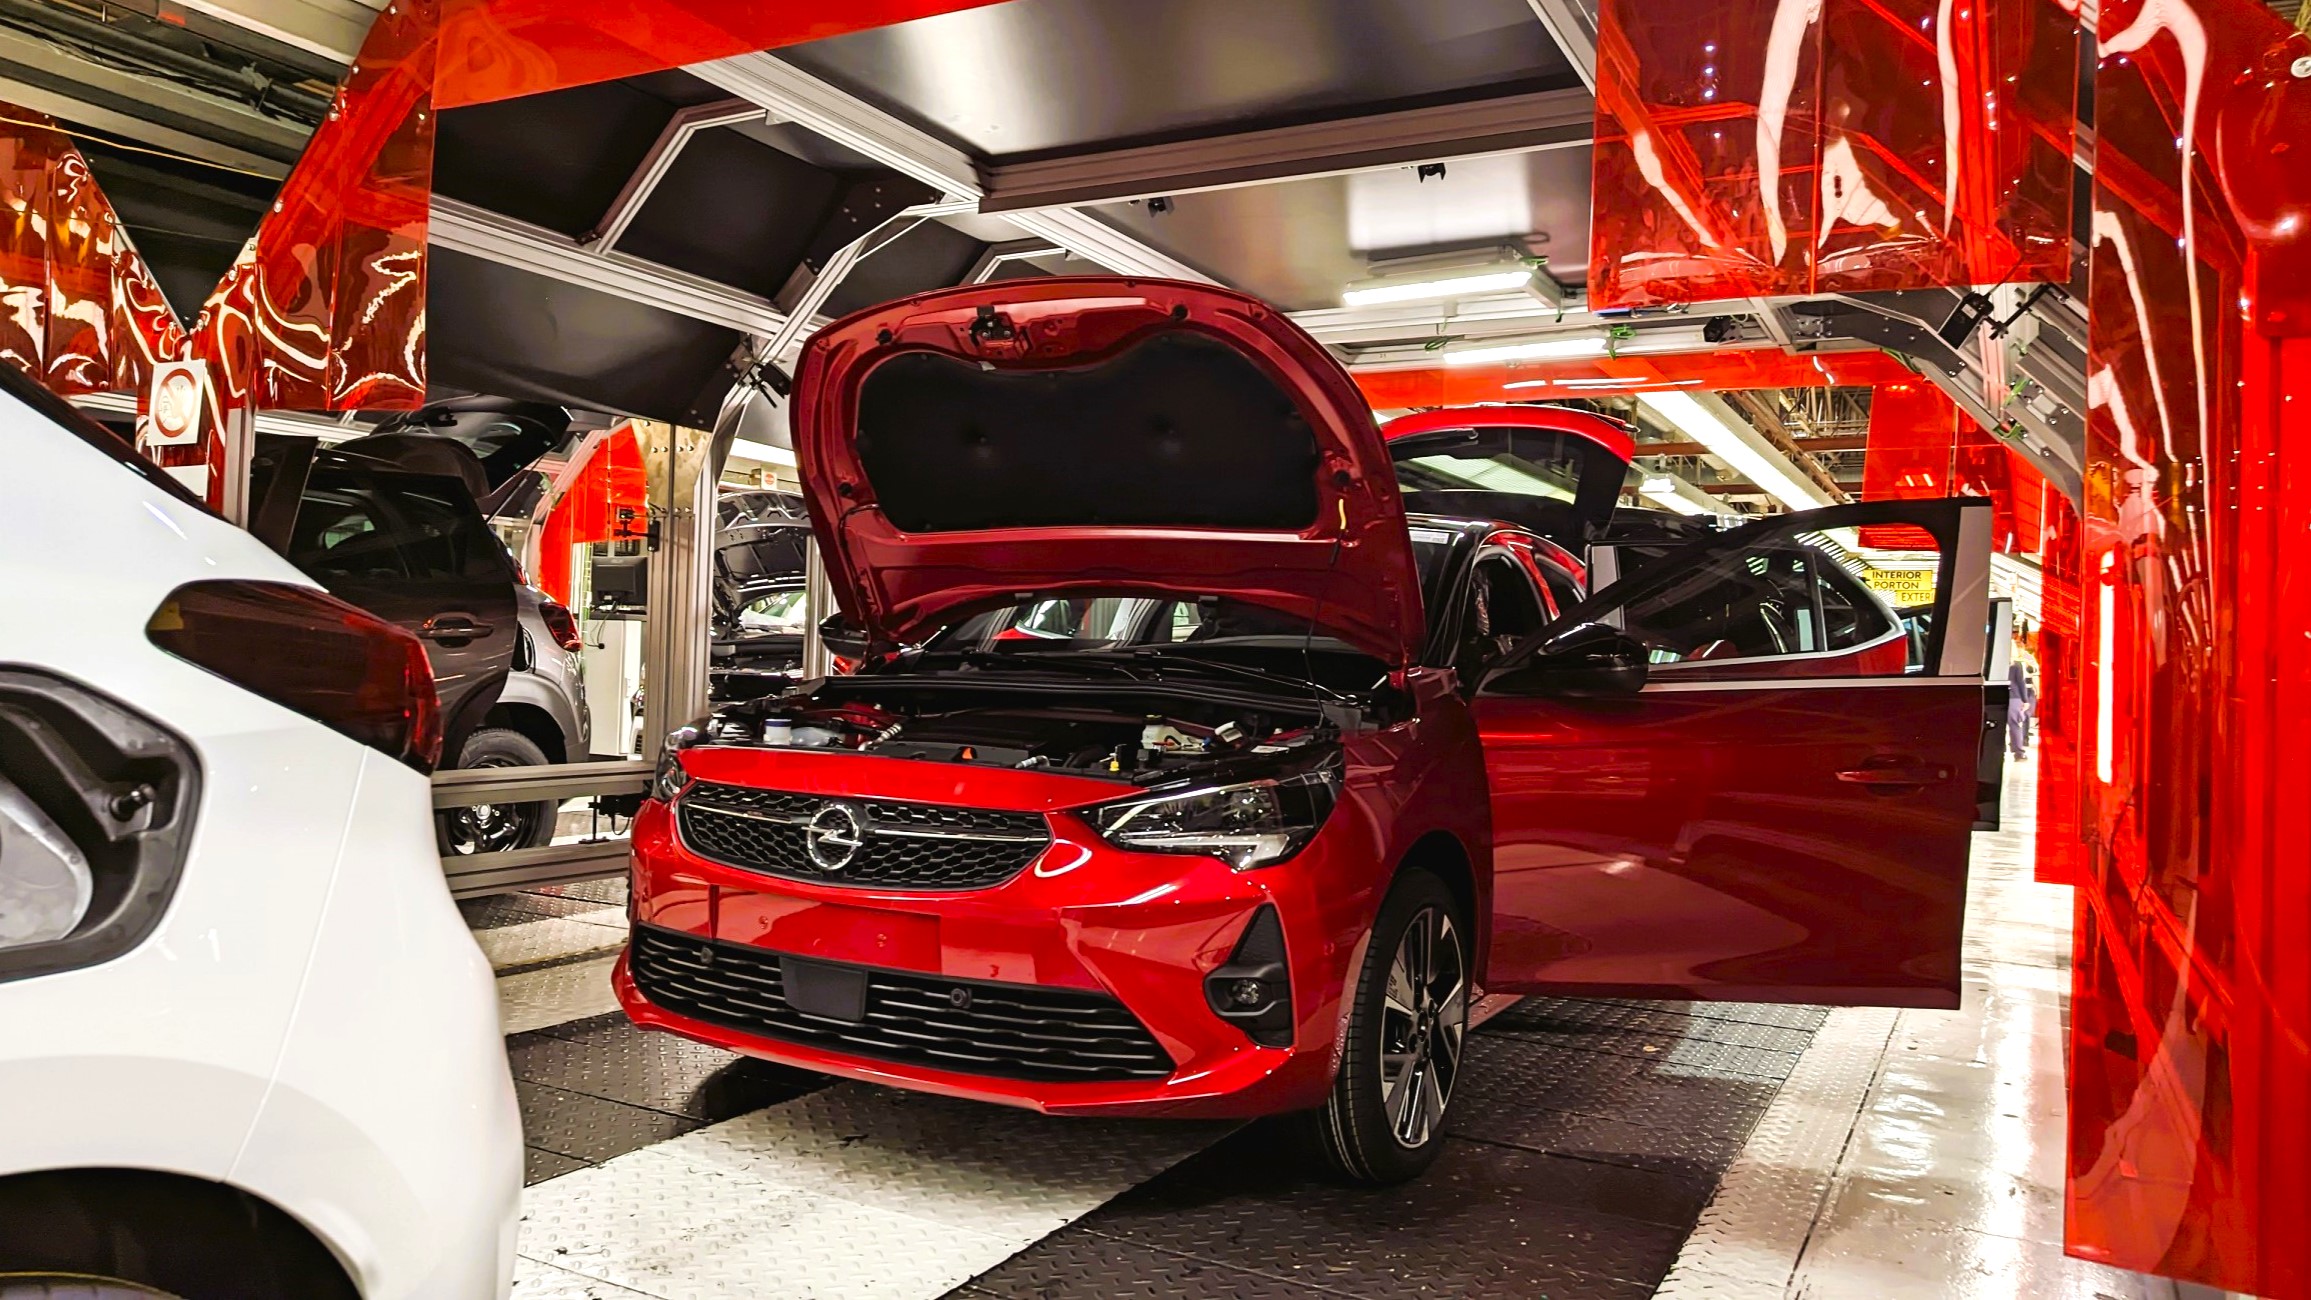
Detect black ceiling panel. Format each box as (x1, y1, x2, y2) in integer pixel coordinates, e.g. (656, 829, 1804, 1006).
(800, 173, 943, 275)
(820, 220, 986, 318)
(778, 0, 1575, 160)
(432, 73, 724, 236)
(428, 248, 742, 424)
(614, 127, 847, 296)
(80, 140, 278, 320)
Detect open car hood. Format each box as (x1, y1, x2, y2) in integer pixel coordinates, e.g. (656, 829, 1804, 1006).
(1382, 405, 1634, 550)
(792, 279, 1425, 664)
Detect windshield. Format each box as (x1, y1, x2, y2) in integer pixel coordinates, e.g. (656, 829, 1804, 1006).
(736, 588, 808, 634)
(921, 527, 1460, 658)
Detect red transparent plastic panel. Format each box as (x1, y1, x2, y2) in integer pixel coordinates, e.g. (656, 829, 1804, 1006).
(2065, 2, 2311, 1294)
(1352, 347, 1918, 409)
(0, 105, 189, 400)
(1590, 0, 2078, 307)
(433, 0, 1011, 108)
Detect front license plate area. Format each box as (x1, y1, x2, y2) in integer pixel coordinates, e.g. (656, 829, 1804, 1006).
(782, 956, 868, 1023)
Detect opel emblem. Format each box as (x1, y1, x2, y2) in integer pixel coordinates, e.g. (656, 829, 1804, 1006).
(805, 801, 866, 872)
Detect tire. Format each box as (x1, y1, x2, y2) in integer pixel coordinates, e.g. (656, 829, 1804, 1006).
(0, 1171, 356, 1300)
(0, 1280, 179, 1299)
(436, 726, 557, 855)
(1303, 868, 1470, 1184)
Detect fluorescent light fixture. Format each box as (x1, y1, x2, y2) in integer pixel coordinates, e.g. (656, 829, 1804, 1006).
(730, 438, 797, 467)
(1552, 376, 1704, 389)
(1636, 391, 1829, 513)
(1638, 475, 1718, 517)
(1443, 335, 1610, 367)
(1342, 268, 1535, 307)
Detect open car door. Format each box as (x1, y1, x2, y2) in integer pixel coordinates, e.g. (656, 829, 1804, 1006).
(1473, 498, 1993, 1008)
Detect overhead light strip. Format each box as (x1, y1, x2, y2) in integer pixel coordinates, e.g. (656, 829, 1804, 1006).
(1636, 391, 1827, 513)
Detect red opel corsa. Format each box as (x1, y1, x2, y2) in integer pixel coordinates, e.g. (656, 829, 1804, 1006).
(616, 278, 1997, 1182)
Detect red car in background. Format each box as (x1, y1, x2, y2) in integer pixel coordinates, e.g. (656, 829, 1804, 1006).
(616, 278, 1993, 1183)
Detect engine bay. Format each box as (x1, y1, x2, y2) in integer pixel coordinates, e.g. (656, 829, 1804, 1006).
(699, 683, 1341, 785)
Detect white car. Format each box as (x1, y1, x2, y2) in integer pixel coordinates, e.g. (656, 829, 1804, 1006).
(0, 372, 520, 1298)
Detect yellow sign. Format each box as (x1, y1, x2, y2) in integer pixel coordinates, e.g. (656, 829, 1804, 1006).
(1862, 567, 1939, 608)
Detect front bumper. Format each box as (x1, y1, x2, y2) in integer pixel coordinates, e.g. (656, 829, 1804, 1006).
(619, 755, 1376, 1120)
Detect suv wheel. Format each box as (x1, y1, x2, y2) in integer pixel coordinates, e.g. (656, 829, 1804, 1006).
(1304, 868, 1468, 1184)
(436, 727, 557, 855)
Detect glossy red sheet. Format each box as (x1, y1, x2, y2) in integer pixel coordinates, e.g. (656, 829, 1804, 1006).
(433, 0, 1009, 109)
(534, 424, 645, 605)
(0, 104, 188, 399)
(1353, 346, 1917, 409)
(1589, 0, 2079, 307)
(1855, 381, 2046, 551)
(2065, 1, 2311, 1293)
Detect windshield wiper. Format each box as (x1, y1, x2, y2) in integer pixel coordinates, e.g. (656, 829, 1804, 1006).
(1078, 648, 1353, 702)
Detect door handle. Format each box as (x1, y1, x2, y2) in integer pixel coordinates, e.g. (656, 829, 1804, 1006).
(1836, 757, 1951, 789)
(418, 613, 495, 642)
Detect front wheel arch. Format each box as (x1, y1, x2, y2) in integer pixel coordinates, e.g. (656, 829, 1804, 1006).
(0, 1168, 359, 1300)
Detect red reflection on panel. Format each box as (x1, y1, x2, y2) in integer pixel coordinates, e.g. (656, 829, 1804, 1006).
(1856, 381, 1961, 549)
(1353, 347, 1918, 409)
(433, 0, 1011, 108)
(2066, 2, 2311, 1294)
(0, 104, 189, 399)
(534, 425, 646, 604)
(1590, 0, 2078, 307)
(2035, 489, 2083, 887)
(188, 0, 435, 418)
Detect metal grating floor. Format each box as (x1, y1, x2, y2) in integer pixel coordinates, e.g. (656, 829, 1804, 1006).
(941, 998, 1827, 1300)
(480, 870, 1832, 1299)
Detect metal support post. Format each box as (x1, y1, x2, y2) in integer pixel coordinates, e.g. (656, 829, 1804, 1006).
(215, 400, 256, 526)
(638, 420, 718, 751)
(801, 536, 832, 678)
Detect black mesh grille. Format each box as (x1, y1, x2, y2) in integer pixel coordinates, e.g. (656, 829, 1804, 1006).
(629, 925, 1175, 1082)
(677, 781, 1049, 890)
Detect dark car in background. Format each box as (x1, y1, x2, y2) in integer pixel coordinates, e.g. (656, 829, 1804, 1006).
(247, 400, 589, 853)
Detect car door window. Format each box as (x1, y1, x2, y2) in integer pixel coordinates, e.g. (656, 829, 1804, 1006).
(1535, 558, 1583, 620)
(1605, 535, 1899, 669)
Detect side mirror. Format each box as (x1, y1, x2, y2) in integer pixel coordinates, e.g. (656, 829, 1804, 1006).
(1484, 622, 1650, 698)
(818, 613, 869, 661)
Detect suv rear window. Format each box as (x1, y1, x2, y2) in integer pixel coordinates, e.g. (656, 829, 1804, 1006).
(290, 468, 515, 584)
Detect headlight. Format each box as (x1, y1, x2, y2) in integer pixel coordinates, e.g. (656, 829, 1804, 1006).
(650, 723, 703, 802)
(1090, 766, 1339, 870)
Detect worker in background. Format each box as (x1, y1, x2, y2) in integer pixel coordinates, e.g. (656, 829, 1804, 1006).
(2008, 657, 2037, 759)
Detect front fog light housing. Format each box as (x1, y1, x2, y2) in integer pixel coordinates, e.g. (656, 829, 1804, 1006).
(1090, 763, 1338, 870)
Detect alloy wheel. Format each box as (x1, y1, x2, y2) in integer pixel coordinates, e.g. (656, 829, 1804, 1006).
(439, 755, 543, 855)
(1377, 905, 1467, 1149)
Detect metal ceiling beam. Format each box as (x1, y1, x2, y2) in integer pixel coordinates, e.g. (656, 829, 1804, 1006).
(966, 239, 1063, 284)
(976, 88, 1594, 213)
(586, 98, 769, 251)
(1638, 434, 1869, 456)
(1725, 389, 1853, 503)
(0, 24, 306, 174)
(169, 0, 377, 65)
(690, 52, 1218, 283)
(1524, 0, 1599, 91)
(429, 196, 790, 337)
(1292, 294, 1606, 348)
